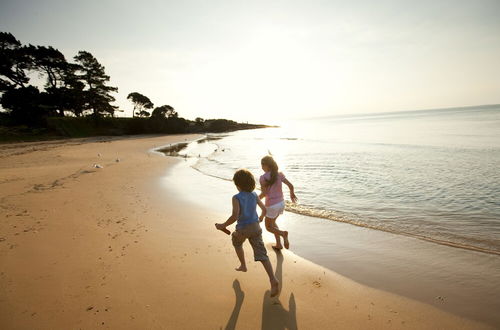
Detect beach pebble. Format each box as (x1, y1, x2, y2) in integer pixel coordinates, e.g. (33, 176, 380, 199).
(94, 164, 103, 169)
(86, 306, 94, 311)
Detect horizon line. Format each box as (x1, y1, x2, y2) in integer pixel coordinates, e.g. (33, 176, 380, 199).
(295, 103, 500, 121)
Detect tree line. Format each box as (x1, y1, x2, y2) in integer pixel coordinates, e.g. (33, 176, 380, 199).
(0, 31, 268, 140)
(0, 31, 180, 125)
(1, 31, 120, 125)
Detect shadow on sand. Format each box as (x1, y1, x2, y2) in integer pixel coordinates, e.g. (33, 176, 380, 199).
(223, 251, 297, 330)
(261, 250, 298, 330)
(224, 279, 245, 330)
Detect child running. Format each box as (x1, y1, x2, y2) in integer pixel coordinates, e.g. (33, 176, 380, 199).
(259, 155, 298, 250)
(215, 169, 280, 297)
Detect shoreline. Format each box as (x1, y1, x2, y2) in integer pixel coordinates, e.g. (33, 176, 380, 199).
(160, 139, 499, 257)
(0, 134, 493, 329)
(285, 203, 500, 256)
(192, 166, 500, 257)
(163, 142, 500, 327)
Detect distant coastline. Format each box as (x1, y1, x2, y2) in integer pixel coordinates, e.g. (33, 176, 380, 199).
(0, 31, 276, 143)
(0, 117, 274, 143)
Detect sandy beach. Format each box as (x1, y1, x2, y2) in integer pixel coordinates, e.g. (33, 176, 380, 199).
(0, 134, 492, 329)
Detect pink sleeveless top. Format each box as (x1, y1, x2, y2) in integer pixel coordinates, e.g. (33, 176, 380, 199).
(259, 172, 286, 207)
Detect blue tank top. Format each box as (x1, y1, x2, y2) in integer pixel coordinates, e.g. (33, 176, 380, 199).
(234, 191, 259, 229)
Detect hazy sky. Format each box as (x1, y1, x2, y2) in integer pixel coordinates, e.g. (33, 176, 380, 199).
(1, 0, 499, 123)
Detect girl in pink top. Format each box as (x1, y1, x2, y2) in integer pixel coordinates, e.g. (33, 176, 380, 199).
(259, 155, 298, 249)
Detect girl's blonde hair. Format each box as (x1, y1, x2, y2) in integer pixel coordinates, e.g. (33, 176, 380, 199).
(261, 155, 279, 187)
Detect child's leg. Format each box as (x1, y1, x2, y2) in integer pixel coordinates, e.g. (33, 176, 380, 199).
(232, 231, 247, 272)
(261, 259, 280, 297)
(248, 224, 280, 297)
(265, 216, 289, 249)
(234, 245, 247, 272)
(273, 233, 282, 249)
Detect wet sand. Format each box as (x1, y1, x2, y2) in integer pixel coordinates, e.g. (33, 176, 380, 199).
(0, 134, 492, 329)
(166, 155, 500, 328)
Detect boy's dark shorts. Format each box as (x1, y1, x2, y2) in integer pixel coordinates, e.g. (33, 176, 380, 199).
(231, 222, 269, 262)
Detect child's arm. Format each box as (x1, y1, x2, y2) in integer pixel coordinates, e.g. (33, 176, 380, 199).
(258, 188, 267, 200)
(257, 198, 267, 222)
(215, 197, 240, 234)
(283, 178, 298, 203)
(259, 178, 267, 199)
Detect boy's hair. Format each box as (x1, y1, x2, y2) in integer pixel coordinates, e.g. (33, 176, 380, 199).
(233, 169, 256, 192)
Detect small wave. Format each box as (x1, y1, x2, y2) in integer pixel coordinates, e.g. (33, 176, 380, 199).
(197, 134, 228, 143)
(155, 142, 189, 156)
(190, 165, 232, 182)
(204, 156, 227, 166)
(284, 202, 500, 256)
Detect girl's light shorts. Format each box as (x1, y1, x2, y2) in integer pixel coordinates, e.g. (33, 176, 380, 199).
(266, 200, 285, 219)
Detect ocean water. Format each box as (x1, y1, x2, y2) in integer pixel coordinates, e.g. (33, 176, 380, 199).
(180, 105, 500, 255)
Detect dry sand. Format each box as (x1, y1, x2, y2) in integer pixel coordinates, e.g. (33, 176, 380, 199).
(0, 134, 492, 329)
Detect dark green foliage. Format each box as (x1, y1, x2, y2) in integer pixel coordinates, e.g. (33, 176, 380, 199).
(0, 32, 31, 91)
(1, 86, 55, 126)
(195, 117, 204, 126)
(46, 117, 128, 137)
(74, 51, 118, 117)
(27, 45, 86, 116)
(205, 119, 239, 132)
(1, 115, 268, 141)
(27, 45, 67, 89)
(127, 92, 154, 117)
(0, 31, 269, 142)
(151, 105, 177, 119)
(148, 116, 188, 133)
(0, 125, 56, 142)
(45, 116, 191, 137)
(1, 33, 118, 122)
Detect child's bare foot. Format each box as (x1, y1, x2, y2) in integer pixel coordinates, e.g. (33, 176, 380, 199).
(283, 231, 290, 249)
(235, 265, 247, 272)
(270, 280, 280, 297)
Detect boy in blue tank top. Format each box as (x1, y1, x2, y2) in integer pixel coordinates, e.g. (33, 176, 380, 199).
(215, 169, 280, 297)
